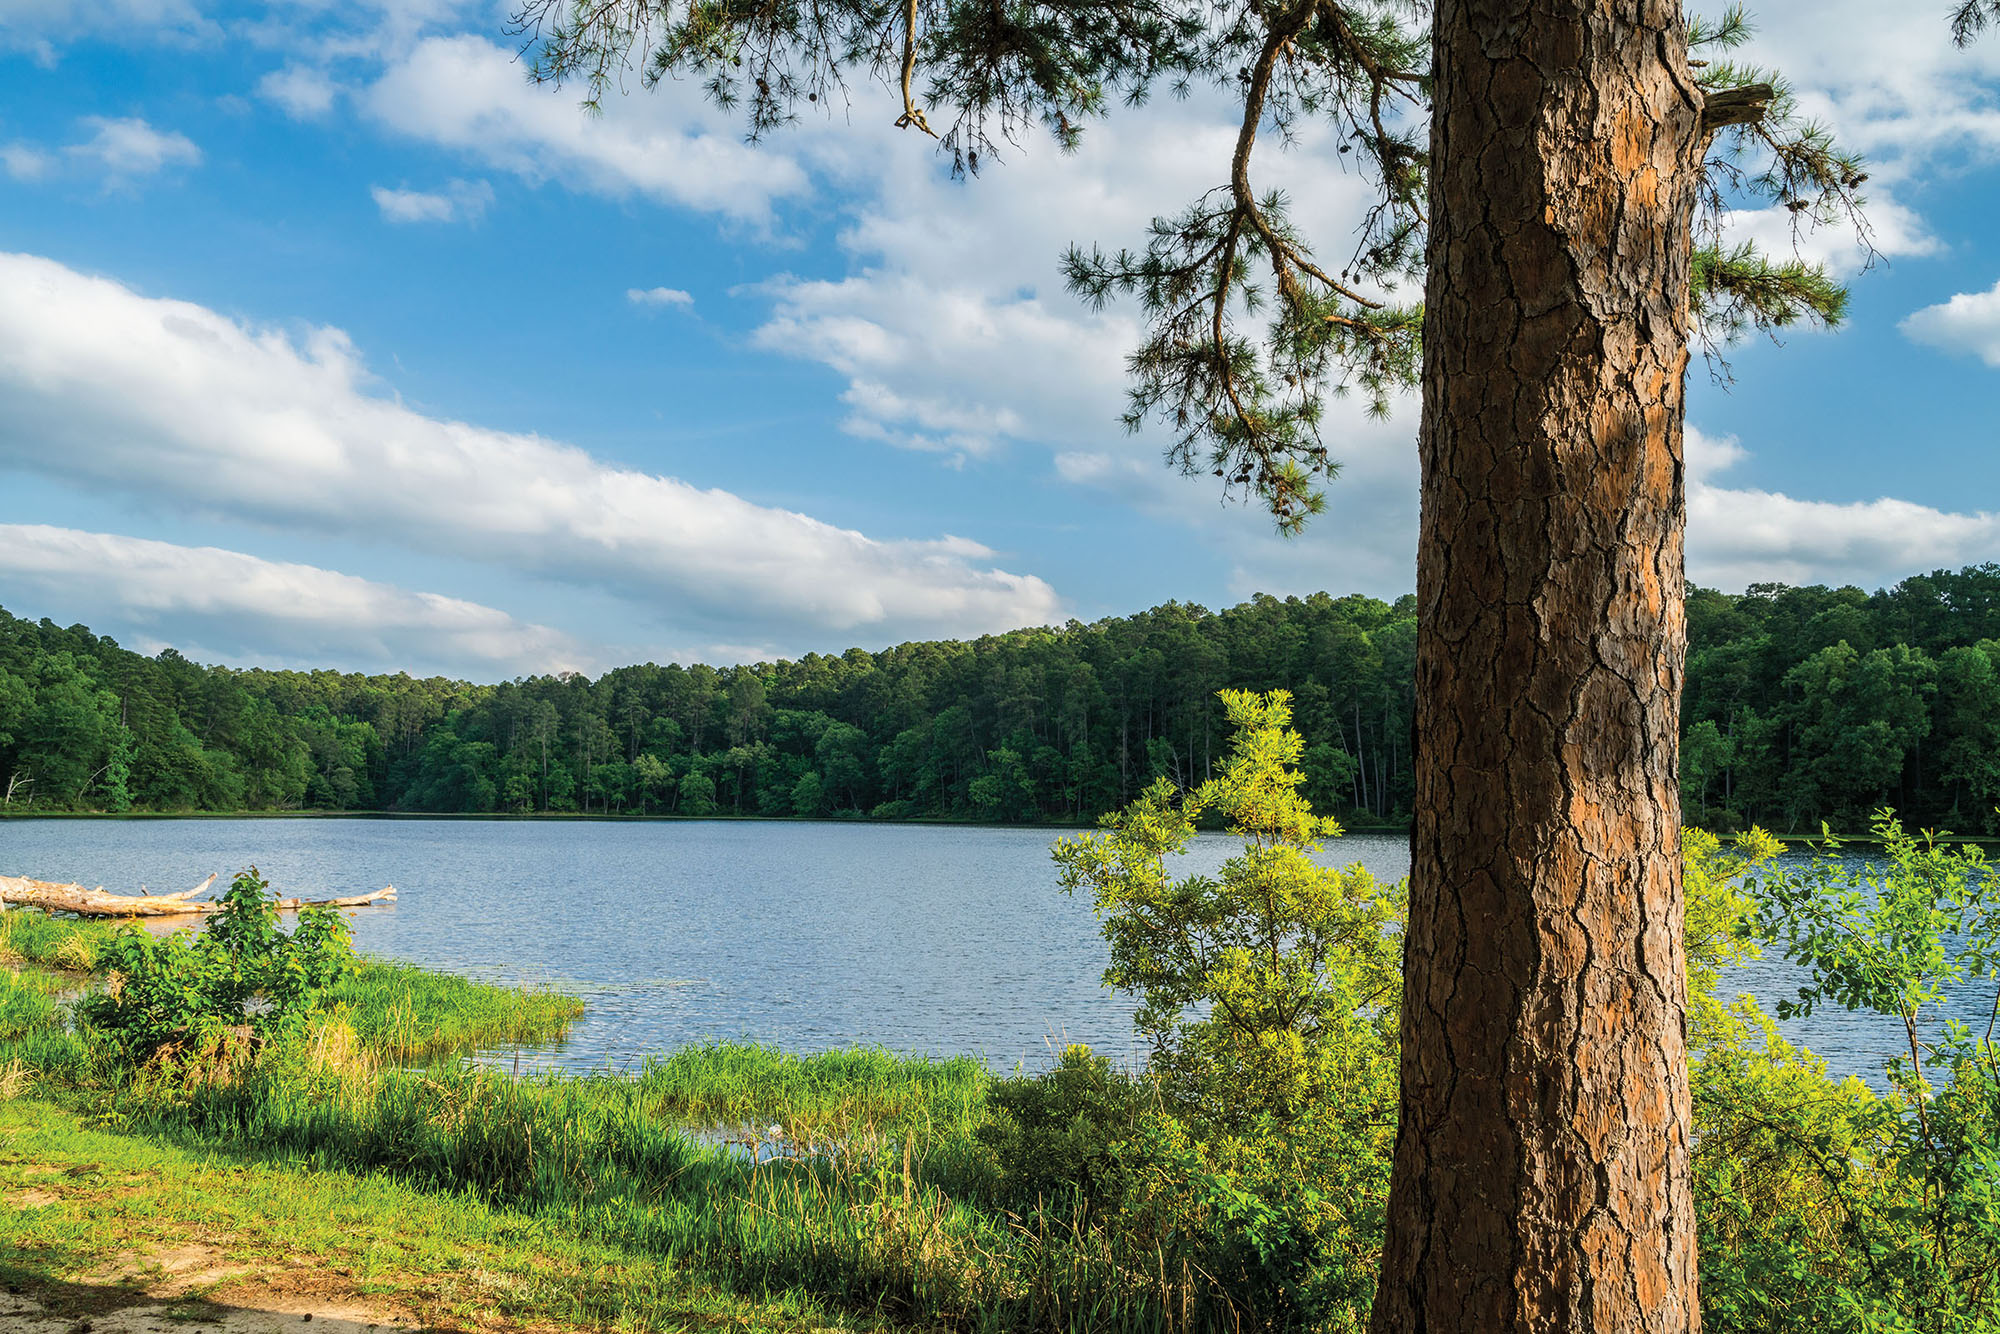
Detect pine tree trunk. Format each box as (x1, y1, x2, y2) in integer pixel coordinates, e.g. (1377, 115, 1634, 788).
(1371, 1, 1704, 1330)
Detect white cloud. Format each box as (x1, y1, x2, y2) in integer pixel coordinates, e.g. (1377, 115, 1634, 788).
(0, 252, 1063, 647)
(1720, 193, 1938, 279)
(0, 525, 581, 676)
(627, 286, 694, 309)
(0, 0, 211, 52)
(725, 90, 1432, 590)
(0, 143, 51, 181)
(1731, 5, 2000, 163)
(1685, 426, 2000, 590)
(1901, 278, 2000, 366)
(362, 35, 812, 225)
(258, 63, 339, 119)
(371, 178, 493, 223)
(66, 116, 201, 179)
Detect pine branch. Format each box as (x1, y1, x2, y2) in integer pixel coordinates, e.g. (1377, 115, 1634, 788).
(1701, 82, 1773, 133)
(511, 0, 1869, 527)
(1952, 0, 2000, 45)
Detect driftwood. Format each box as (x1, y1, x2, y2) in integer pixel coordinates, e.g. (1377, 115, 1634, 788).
(0, 873, 396, 918)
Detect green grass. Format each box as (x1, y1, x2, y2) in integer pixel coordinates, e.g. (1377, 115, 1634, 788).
(0, 905, 582, 1063)
(0, 1097, 877, 1333)
(0, 966, 65, 1043)
(70, 1043, 1224, 1331)
(0, 903, 1241, 1333)
(0, 908, 121, 971)
(327, 961, 584, 1062)
(639, 1041, 991, 1136)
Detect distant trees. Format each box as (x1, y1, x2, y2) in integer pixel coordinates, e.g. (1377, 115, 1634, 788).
(4, 564, 2000, 830)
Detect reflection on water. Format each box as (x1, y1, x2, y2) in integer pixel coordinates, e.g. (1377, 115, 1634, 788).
(1, 817, 1982, 1084)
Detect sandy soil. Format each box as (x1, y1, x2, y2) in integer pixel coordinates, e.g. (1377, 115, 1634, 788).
(0, 1241, 430, 1334)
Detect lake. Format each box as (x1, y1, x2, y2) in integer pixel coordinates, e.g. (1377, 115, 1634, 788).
(0, 816, 1985, 1084)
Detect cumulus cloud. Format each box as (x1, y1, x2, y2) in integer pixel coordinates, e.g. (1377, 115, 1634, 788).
(0, 525, 581, 676)
(725, 90, 1431, 589)
(371, 178, 492, 223)
(362, 36, 812, 224)
(4, 116, 201, 185)
(66, 116, 201, 179)
(1720, 193, 1937, 280)
(1685, 427, 2000, 591)
(1736, 6, 2000, 163)
(258, 63, 339, 119)
(627, 286, 694, 309)
(1901, 278, 2000, 367)
(0, 252, 1063, 647)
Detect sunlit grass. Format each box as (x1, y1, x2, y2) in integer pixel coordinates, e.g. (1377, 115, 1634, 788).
(0, 1098, 873, 1333)
(327, 962, 583, 1063)
(0, 903, 1242, 1332)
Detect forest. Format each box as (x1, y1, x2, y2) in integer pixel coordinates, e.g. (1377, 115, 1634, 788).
(2, 562, 1997, 833)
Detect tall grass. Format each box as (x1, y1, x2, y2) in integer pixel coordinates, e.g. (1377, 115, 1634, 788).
(0, 901, 1250, 1331)
(119, 1040, 1229, 1330)
(0, 908, 120, 970)
(327, 962, 583, 1062)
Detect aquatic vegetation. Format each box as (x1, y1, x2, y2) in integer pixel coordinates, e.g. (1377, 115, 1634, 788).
(328, 962, 583, 1063)
(0, 906, 120, 969)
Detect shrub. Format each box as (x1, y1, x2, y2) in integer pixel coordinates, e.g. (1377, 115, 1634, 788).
(1053, 688, 1402, 1135)
(1694, 813, 2000, 1331)
(80, 867, 357, 1062)
(979, 1044, 1150, 1214)
(1043, 690, 1402, 1330)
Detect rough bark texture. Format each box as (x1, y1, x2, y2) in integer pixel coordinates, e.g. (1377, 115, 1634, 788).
(1370, 2, 1705, 1331)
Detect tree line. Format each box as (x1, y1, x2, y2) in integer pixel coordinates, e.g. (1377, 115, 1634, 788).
(2, 562, 1996, 832)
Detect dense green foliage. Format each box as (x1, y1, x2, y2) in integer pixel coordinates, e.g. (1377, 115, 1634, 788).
(1684, 568, 2000, 832)
(77, 868, 359, 1060)
(1055, 690, 1401, 1134)
(1687, 820, 2000, 1331)
(5, 562, 1999, 831)
(0, 590, 1420, 822)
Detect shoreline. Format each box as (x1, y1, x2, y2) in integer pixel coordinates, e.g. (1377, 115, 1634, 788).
(9, 809, 1991, 845)
(0, 808, 1417, 835)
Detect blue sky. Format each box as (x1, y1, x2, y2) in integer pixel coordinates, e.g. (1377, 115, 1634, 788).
(1, 0, 1997, 678)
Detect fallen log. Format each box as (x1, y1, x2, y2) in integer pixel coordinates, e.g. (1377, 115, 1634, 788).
(0, 874, 395, 918)
(154, 873, 218, 901)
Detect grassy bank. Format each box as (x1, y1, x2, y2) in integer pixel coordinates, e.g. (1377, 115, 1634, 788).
(1, 894, 1275, 1332)
(0, 898, 1231, 1331)
(0, 1098, 874, 1333)
(3, 906, 893, 1331)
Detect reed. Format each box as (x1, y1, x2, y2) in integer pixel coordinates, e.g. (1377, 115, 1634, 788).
(327, 961, 583, 1062)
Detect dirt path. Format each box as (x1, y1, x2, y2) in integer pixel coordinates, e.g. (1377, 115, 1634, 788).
(0, 1236, 428, 1333)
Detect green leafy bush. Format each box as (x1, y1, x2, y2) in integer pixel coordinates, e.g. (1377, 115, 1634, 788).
(1689, 814, 2000, 1332)
(1053, 688, 1402, 1134)
(1037, 690, 1402, 1329)
(80, 867, 357, 1062)
(978, 1043, 1150, 1214)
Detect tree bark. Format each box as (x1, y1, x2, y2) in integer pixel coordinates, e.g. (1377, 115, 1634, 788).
(1372, 2, 1704, 1331)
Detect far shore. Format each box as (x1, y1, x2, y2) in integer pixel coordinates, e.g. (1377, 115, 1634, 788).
(5, 808, 1993, 847)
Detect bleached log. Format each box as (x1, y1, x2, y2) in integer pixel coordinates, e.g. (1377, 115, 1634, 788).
(0, 875, 395, 918)
(153, 873, 219, 901)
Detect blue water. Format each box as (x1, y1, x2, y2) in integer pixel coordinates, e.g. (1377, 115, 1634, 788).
(0, 817, 1981, 1083)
